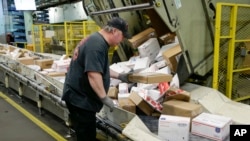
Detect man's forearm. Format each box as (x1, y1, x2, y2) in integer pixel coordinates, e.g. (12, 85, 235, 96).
(110, 69, 119, 79)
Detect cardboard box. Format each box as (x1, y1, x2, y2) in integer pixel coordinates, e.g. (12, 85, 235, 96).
(43, 30, 55, 38)
(158, 114, 190, 141)
(0, 50, 6, 54)
(162, 100, 203, 118)
(128, 27, 157, 48)
(144, 95, 163, 112)
(129, 92, 154, 115)
(243, 55, 250, 68)
(133, 57, 150, 72)
(137, 38, 161, 63)
(7, 45, 16, 52)
(47, 72, 66, 77)
(162, 44, 182, 72)
(159, 33, 176, 45)
(245, 41, 250, 50)
(11, 48, 23, 59)
(128, 72, 172, 84)
(241, 42, 250, 74)
(35, 59, 54, 69)
(17, 57, 35, 65)
(118, 83, 129, 94)
(108, 87, 118, 99)
(56, 28, 65, 40)
(165, 87, 191, 102)
(191, 113, 232, 141)
(118, 98, 136, 113)
(0, 47, 7, 54)
(118, 93, 130, 100)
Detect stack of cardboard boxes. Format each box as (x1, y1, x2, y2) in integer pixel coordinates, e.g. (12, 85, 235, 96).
(0, 25, 234, 140)
(107, 27, 233, 141)
(0, 45, 70, 78)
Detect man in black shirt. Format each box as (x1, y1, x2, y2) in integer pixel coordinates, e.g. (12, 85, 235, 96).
(62, 17, 131, 141)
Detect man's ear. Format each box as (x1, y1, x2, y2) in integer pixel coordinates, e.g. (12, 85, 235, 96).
(112, 28, 116, 34)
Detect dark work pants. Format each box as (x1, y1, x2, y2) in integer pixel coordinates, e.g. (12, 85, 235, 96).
(66, 102, 96, 141)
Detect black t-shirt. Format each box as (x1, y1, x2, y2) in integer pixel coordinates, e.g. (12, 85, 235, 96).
(62, 32, 110, 112)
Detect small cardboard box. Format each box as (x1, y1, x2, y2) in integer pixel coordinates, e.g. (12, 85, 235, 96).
(159, 33, 176, 45)
(47, 72, 66, 77)
(128, 72, 172, 84)
(17, 57, 35, 65)
(137, 38, 161, 63)
(129, 92, 154, 115)
(191, 113, 232, 141)
(7, 45, 16, 52)
(133, 57, 150, 72)
(158, 114, 190, 141)
(108, 87, 118, 99)
(35, 59, 54, 69)
(43, 30, 55, 38)
(162, 44, 182, 72)
(162, 100, 203, 118)
(242, 41, 250, 74)
(0, 47, 7, 54)
(118, 98, 136, 113)
(128, 27, 157, 48)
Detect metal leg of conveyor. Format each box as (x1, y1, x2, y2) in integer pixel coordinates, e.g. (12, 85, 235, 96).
(18, 82, 24, 103)
(4, 73, 9, 92)
(36, 91, 43, 115)
(64, 116, 75, 138)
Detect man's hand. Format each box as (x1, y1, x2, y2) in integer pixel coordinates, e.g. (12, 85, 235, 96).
(101, 96, 114, 112)
(118, 73, 132, 83)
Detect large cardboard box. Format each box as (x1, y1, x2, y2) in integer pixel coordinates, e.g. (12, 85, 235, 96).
(129, 92, 154, 115)
(162, 100, 203, 118)
(158, 114, 190, 141)
(128, 72, 172, 84)
(162, 44, 182, 72)
(118, 98, 136, 113)
(35, 59, 54, 69)
(17, 57, 35, 65)
(191, 113, 232, 141)
(128, 27, 157, 48)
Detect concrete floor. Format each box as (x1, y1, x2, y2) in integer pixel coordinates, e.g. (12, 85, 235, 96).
(0, 97, 55, 141)
(0, 84, 75, 141)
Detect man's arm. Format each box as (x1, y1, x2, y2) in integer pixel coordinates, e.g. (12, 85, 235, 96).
(109, 69, 119, 79)
(88, 71, 107, 99)
(88, 71, 114, 110)
(110, 69, 132, 83)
